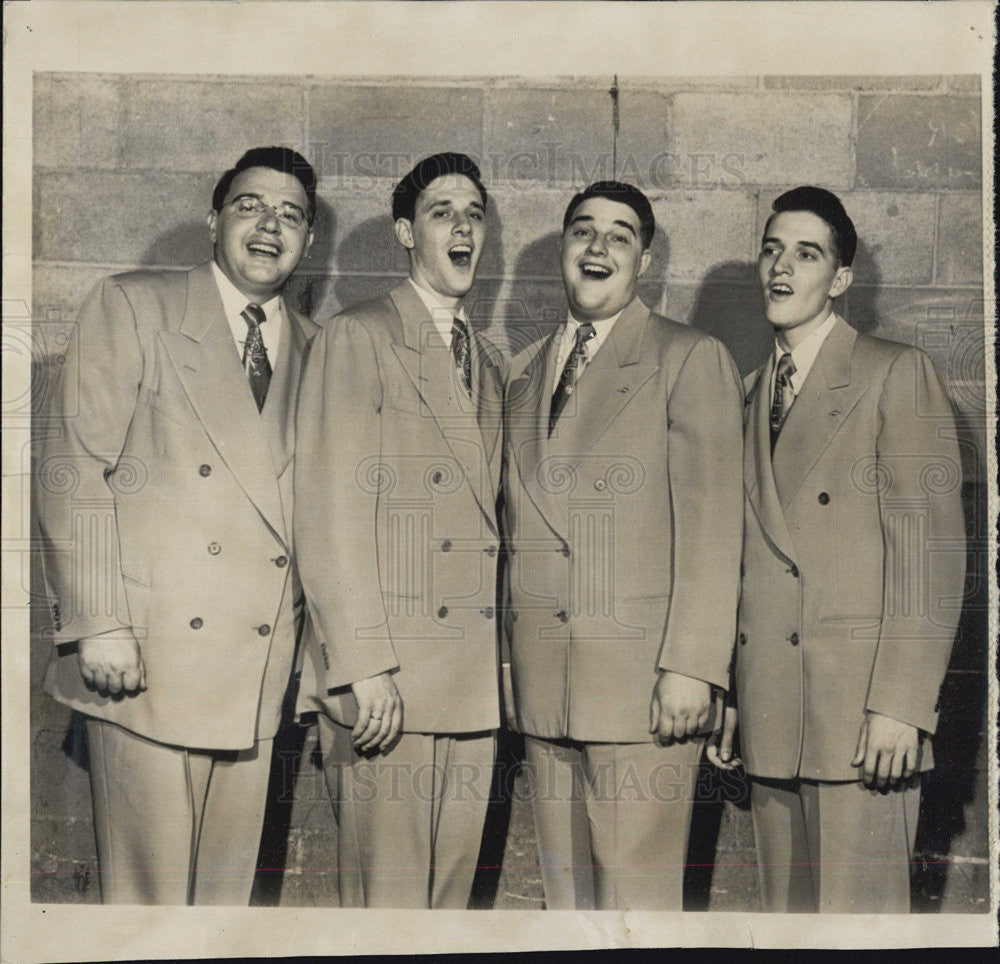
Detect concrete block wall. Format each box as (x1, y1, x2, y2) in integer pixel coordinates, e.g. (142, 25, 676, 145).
(30, 73, 989, 910)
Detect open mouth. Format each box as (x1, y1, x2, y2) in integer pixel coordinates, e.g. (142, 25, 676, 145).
(448, 244, 473, 268)
(247, 240, 282, 259)
(768, 283, 793, 298)
(580, 262, 612, 280)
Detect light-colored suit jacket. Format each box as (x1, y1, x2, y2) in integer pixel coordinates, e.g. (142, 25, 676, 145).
(736, 316, 966, 781)
(502, 297, 744, 743)
(36, 261, 318, 750)
(295, 281, 504, 734)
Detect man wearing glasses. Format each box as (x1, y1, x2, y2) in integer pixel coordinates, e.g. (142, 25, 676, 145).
(36, 146, 318, 904)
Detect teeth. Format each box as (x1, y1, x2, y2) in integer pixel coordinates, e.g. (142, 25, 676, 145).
(248, 243, 280, 256)
(581, 264, 611, 278)
(450, 245, 472, 255)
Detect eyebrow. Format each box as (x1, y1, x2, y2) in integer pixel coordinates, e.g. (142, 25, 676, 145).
(761, 235, 827, 255)
(568, 215, 637, 237)
(426, 199, 485, 212)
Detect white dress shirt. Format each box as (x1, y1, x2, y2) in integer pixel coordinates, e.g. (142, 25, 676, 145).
(551, 309, 624, 393)
(408, 277, 470, 350)
(770, 310, 838, 407)
(211, 261, 284, 368)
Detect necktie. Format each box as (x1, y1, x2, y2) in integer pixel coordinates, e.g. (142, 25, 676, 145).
(549, 322, 596, 435)
(451, 316, 472, 396)
(241, 303, 272, 412)
(769, 351, 796, 451)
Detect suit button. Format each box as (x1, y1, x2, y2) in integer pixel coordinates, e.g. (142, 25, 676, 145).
(559, 546, 570, 557)
(739, 632, 747, 645)
(432, 471, 443, 485)
(438, 606, 449, 619)
(199, 464, 212, 477)
(442, 540, 452, 552)
(485, 545, 498, 557)
(483, 607, 495, 619)
(790, 632, 799, 646)
(818, 492, 830, 505)
(275, 555, 288, 568)
(190, 617, 203, 630)
(789, 564, 799, 578)
(555, 610, 569, 623)
(208, 542, 221, 555)
(258, 624, 271, 636)
(594, 479, 607, 491)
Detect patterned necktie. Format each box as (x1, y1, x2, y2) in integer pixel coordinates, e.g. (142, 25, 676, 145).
(241, 303, 272, 412)
(769, 351, 796, 451)
(549, 322, 597, 435)
(451, 316, 472, 396)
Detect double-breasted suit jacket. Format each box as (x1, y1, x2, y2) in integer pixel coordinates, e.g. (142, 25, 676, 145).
(295, 280, 504, 734)
(736, 316, 966, 781)
(37, 260, 319, 750)
(502, 297, 744, 743)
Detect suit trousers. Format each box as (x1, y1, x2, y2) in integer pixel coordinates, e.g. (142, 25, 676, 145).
(523, 734, 707, 911)
(318, 716, 496, 908)
(86, 718, 272, 905)
(750, 775, 921, 913)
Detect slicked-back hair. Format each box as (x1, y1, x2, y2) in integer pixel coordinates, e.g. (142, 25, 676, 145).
(765, 186, 857, 267)
(212, 146, 318, 224)
(391, 152, 488, 223)
(563, 181, 655, 250)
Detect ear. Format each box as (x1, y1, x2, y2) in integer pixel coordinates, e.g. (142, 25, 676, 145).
(394, 218, 415, 250)
(304, 227, 315, 257)
(636, 247, 652, 279)
(206, 210, 218, 244)
(829, 265, 853, 299)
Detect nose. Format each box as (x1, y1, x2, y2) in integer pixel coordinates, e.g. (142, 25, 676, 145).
(453, 213, 471, 235)
(771, 250, 792, 275)
(256, 204, 281, 233)
(586, 232, 608, 255)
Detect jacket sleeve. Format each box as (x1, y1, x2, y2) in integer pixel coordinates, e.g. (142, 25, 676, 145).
(865, 348, 966, 733)
(293, 315, 399, 689)
(656, 334, 745, 688)
(35, 277, 145, 645)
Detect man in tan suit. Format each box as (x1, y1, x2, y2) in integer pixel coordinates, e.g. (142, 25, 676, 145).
(36, 147, 319, 903)
(502, 181, 744, 910)
(711, 186, 966, 912)
(295, 153, 503, 908)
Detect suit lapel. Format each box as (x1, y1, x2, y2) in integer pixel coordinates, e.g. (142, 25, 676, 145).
(548, 298, 659, 461)
(772, 317, 868, 508)
(744, 355, 798, 563)
(260, 303, 313, 480)
(161, 262, 287, 543)
(388, 283, 497, 531)
(471, 333, 503, 497)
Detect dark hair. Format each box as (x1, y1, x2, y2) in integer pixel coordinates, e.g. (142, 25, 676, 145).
(563, 181, 655, 250)
(765, 186, 857, 267)
(391, 152, 488, 222)
(212, 146, 317, 224)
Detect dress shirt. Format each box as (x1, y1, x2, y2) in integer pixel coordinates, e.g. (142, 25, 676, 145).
(212, 261, 284, 365)
(770, 310, 838, 407)
(551, 309, 624, 394)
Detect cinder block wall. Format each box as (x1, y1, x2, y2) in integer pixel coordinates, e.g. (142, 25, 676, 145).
(30, 73, 988, 910)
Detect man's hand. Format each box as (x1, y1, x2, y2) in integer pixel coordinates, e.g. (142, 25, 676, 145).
(78, 632, 146, 695)
(351, 671, 403, 753)
(706, 704, 740, 770)
(851, 711, 921, 788)
(649, 670, 712, 744)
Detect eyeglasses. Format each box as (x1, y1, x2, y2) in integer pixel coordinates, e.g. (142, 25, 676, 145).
(225, 195, 309, 229)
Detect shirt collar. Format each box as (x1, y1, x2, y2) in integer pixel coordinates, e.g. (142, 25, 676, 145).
(211, 261, 282, 322)
(408, 277, 467, 348)
(773, 310, 838, 395)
